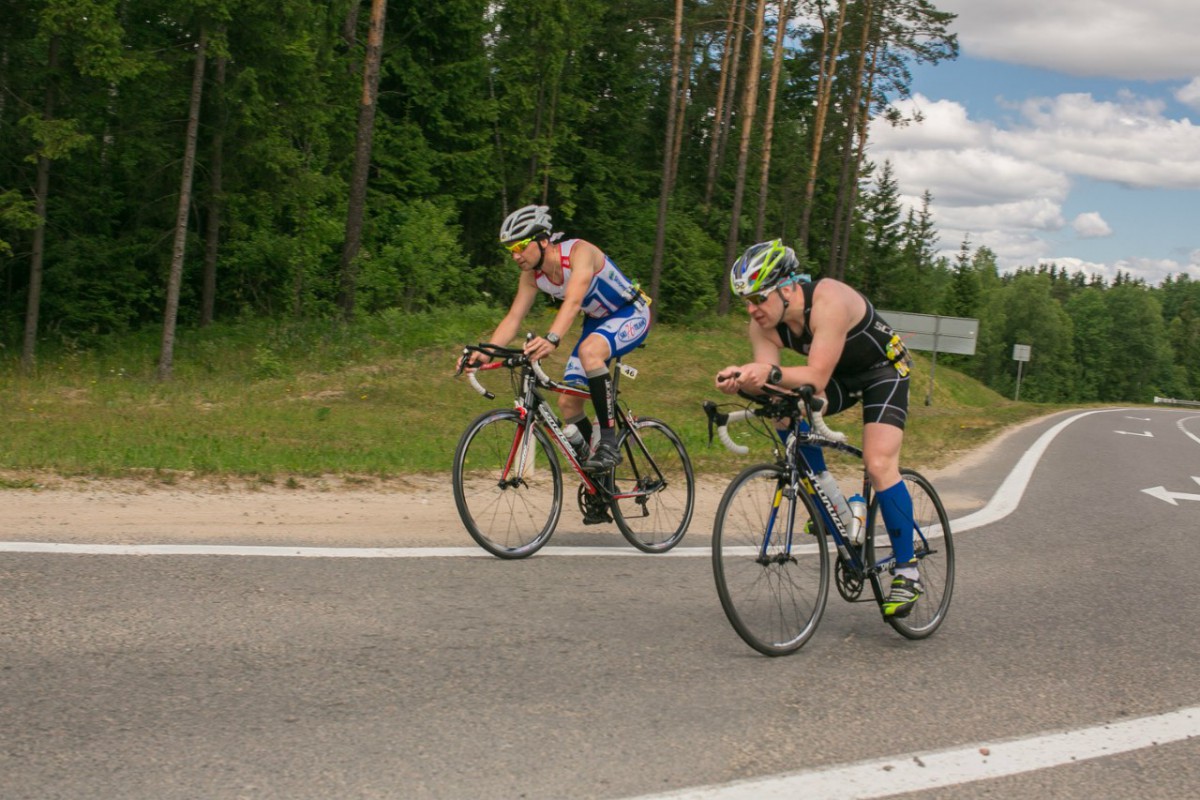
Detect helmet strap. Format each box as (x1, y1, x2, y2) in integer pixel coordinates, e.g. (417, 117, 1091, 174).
(533, 239, 548, 272)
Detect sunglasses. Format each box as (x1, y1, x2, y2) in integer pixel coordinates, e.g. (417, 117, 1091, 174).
(743, 285, 780, 306)
(504, 236, 537, 254)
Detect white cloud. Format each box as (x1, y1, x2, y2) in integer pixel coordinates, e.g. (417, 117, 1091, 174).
(996, 93, 1200, 189)
(1176, 78, 1200, 111)
(931, 1, 1200, 80)
(869, 91, 1200, 278)
(1036, 256, 1115, 282)
(1072, 212, 1112, 238)
(1036, 256, 1200, 286)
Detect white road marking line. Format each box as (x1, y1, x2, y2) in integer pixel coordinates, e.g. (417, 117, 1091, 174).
(951, 408, 1120, 534)
(1178, 415, 1200, 447)
(0, 542, 707, 558)
(627, 706, 1200, 800)
(0, 407, 1121, 559)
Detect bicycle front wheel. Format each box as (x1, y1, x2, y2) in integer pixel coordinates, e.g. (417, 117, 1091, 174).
(712, 464, 829, 656)
(452, 409, 563, 559)
(610, 418, 695, 553)
(869, 468, 954, 638)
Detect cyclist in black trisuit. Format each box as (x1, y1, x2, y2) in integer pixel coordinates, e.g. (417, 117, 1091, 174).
(715, 240, 921, 618)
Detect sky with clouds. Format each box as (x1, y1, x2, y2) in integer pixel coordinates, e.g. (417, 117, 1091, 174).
(867, 0, 1200, 285)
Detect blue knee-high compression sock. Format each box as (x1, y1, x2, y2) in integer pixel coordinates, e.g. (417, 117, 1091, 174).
(876, 480, 915, 564)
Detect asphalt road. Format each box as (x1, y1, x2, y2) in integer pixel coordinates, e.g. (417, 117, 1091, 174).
(2, 407, 1198, 799)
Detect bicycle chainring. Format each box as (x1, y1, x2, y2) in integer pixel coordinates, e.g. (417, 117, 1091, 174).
(577, 484, 613, 525)
(835, 557, 865, 601)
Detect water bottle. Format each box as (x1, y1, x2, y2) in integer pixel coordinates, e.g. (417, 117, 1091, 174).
(563, 423, 588, 462)
(814, 470, 852, 531)
(847, 493, 867, 545)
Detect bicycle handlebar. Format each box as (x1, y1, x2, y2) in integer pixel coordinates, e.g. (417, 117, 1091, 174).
(457, 340, 557, 400)
(703, 382, 846, 455)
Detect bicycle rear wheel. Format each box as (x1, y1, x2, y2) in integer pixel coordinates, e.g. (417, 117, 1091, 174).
(868, 468, 954, 638)
(712, 464, 829, 656)
(610, 418, 695, 553)
(452, 409, 563, 559)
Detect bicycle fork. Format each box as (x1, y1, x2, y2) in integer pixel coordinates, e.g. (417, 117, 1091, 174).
(757, 479, 797, 566)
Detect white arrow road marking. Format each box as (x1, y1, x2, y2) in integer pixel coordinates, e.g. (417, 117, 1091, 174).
(1142, 476, 1200, 505)
(1114, 430, 1154, 437)
(1124, 416, 1151, 421)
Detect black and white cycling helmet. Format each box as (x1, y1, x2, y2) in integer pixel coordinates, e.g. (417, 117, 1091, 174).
(499, 204, 553, 245)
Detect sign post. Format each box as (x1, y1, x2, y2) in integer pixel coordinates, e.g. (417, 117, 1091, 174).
(1012, 344, 1031, 401)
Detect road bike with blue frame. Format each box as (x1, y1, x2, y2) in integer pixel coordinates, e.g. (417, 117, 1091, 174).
(703, 384, 954, 656)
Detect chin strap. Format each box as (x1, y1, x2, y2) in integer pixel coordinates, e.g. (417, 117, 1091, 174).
(533, 240, 548, 272)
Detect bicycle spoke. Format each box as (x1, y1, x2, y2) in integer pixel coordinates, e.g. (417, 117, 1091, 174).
(452, 410, 562, 559)
(870, 469, 955, 638)
(610, 419, 694, 553)
(712, 466, 829, 656)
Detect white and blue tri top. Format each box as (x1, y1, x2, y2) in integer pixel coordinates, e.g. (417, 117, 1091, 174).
(534, 239, 643, 318)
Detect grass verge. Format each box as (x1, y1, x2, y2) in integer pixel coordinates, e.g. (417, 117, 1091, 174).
(1, 306, 1066, 487)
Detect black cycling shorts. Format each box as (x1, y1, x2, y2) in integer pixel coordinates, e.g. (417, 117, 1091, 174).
(824, 365, 910, 430)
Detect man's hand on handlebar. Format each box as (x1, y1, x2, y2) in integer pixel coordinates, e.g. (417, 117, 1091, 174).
(522, 335, 557, 363)
(455, 350, 491, 375)
(715, 363, 780, 394)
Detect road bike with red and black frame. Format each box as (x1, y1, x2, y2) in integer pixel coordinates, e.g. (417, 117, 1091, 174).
(453, 341, 694, 559)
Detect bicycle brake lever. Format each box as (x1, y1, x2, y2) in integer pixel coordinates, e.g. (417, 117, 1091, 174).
(703, 401, 717, 444)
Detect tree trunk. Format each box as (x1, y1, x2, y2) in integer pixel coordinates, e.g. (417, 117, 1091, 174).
(337, 0, 386, 321)
(650, 0, 685, 317)
(342, 0, 362, 49)
(703, 0, 743, 209)
(157, 27, 208, 381)
(719, 0, 766, 314)
(716, 0, 750, 182)
(798, 0, 846, 251)
(754, 0, 792, 241)
(201, 50, 227, 327)
(828, 0, 874, 279)
(540, 75, 561, 202)
(22, 35, 58, 375)
(834, 38, 880, 279)
(669, 29, 694, 192)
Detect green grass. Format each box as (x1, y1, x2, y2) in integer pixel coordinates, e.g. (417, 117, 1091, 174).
(0, 306, 1065, 486)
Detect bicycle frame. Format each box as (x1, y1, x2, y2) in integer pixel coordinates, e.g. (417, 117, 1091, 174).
(474, 351, 665, 505)
(717, 393, 907, 601)
(707, 385, 954, 652)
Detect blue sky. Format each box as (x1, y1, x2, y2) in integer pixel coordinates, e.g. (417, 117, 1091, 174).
(865, 0, 1200, 284)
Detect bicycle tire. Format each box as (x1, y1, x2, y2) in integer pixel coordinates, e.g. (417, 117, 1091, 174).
(452, 408, 563, 559)
(868, 468, 954, 638)
(610, 418, 695, 553)
(712, 464, 830, 656)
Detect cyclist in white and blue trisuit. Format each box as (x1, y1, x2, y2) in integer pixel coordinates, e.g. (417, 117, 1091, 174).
(715, 240, 922, 618)
(467, 204, 651, 472)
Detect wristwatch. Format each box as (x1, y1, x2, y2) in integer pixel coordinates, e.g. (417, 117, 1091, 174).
(768, 365, 783, 384)
(545, 332, 561, 347)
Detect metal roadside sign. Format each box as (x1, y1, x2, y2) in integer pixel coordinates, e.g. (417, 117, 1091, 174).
(878, 311, 979, 355)
(877, 311, 979, 406)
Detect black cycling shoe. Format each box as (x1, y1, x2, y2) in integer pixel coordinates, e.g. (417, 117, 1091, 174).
(585, 440, 622, 473)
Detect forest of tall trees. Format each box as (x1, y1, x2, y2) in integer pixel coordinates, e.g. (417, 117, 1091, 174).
(2, 0, 1198, 402)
